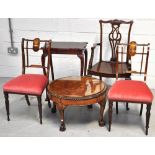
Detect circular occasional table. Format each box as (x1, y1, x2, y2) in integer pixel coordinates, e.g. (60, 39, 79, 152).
(48, 76, 107, 131)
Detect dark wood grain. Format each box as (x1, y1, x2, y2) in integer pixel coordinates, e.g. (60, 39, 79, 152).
(51, 42, 87, 53)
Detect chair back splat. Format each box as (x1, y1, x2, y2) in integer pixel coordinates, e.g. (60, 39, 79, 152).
(99, 19, 133, 62)
(21, 38, 52, 79)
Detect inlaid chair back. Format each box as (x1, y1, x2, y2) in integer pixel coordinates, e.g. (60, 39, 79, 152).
(115, 42, 150, 81)
(21, 38, 52, 78)
(99, 19, 133, 62)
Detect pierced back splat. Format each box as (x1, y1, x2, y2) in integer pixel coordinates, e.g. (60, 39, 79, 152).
(109, 23, 121, 61)
(99, 19, 133, 63)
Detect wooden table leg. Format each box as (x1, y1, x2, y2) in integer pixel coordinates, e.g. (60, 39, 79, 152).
(84, 49, 88, 76)
(50, 54, 54, 80)
(98, 99, 106, 126)
(41, 53, 53, 103)
(77, 53, 84, 76)
(46, 87, 51, 108)
(51, 102, 57, 113)
(57, 105, 66, 131)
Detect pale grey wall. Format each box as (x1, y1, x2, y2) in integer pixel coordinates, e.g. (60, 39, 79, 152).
(0, 18, 155, 88)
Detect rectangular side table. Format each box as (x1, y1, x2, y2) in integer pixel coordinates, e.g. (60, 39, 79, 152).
(43, 41, 88, 80)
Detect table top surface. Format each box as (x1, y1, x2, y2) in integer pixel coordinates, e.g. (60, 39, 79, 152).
(52, 41, 87, 50)
(48, 76, 106, 100)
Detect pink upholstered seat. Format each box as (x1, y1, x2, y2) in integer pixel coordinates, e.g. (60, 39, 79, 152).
(3, 74, 48, 95)
(108, 80, 153, 103)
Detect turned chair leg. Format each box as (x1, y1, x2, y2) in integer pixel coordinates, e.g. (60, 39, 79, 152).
(4, 92, 10, 121)
(25, 95, 30, 106)
(98, 100, 106, 126)
(51, 102, 57, 113)
(146, 104, 151, 135)
(109, 101, 113, 132)
(59, 109, 66, 131)
(116, 101, 118, 114)
(140, 104, 143, 116)
(37, 96, 42, 124)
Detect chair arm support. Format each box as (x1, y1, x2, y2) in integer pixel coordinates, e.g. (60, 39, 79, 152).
(88, 43, 101, 69)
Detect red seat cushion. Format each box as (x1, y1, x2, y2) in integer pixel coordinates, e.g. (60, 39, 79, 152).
(108, 80, 153, 103)
(3, 74, 48, 95)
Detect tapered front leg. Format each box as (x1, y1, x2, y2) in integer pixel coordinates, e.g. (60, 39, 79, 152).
(146, 104, 152, 135)
(25, 95, 30, 106)
(37, 96, 42, 124)
(109, 101, 113, 132)
(4, 92, 10, 121)
(98, 99, 106, 127)
(140, 104, 143, 116)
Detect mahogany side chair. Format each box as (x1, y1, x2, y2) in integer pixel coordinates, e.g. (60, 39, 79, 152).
(88, 19, 133, 110)
(108, 42, 154, 135)
(3, 38, 52, 124)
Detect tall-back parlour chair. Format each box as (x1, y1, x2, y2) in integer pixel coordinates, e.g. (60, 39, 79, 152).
(88, 19, 133, 110)
(108, 41, 153, 135)
(3, 38, 52, 124)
